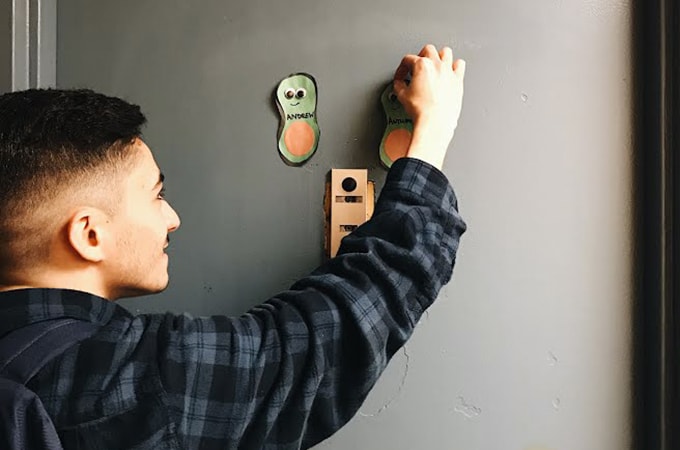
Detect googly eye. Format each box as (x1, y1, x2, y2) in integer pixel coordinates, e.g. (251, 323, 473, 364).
(284, 88, 296, 99)
(296, 88, 307, 99)
(388, 92, 398, 102)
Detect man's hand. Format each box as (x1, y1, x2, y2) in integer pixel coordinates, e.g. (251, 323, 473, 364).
(393, 44, 466, 170)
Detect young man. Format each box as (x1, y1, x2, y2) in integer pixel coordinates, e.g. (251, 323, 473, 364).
(0, 45, 466, 449)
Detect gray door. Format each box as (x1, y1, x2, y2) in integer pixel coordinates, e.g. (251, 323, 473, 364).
(55, 0, 632, 448)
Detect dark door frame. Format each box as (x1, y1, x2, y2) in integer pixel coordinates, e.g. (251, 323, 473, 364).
(634, 0, 680, 448)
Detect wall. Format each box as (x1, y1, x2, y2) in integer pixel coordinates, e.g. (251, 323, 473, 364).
(57, 0, 633, 448)
(0, 1, 11, 93)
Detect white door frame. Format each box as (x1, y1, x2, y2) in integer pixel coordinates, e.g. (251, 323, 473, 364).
(7, 0, 56, 91)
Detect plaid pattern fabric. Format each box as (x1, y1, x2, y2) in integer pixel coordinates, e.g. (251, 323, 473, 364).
(0, 157, 466, 450)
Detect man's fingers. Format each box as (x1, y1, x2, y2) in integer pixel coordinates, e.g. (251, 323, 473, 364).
(439, 47, 453, 66)
(393, 79, 408, 101)
(394, 54, 418, 81)
(453, 59, 467, 79)
(419, 44, 439, 60)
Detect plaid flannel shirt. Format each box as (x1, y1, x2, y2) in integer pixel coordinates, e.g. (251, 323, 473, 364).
(0, 157, 466, 449)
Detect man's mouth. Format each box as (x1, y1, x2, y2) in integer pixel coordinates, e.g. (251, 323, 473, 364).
(290, 102, 300, 106)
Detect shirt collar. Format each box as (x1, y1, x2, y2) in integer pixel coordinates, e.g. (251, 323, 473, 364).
(0, 288, 130, 337)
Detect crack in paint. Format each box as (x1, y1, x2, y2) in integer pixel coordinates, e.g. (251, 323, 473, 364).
(359, 346, 410, 418)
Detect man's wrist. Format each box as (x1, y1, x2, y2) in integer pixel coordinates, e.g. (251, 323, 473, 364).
(406, 120, 454, 170)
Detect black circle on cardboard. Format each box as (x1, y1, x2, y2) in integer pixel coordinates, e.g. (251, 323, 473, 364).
(342, 177, 357, 192)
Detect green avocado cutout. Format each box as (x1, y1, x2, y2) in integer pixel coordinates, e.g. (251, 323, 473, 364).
(379, 83, 413, 169)
(275, 73, 320, 166)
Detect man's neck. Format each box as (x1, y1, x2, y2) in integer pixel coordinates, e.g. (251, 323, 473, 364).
(0, 284, 34, 293)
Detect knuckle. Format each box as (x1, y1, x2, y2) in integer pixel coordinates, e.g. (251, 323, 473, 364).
(414, 58, 435, 73)
(414, 58, 428, 68)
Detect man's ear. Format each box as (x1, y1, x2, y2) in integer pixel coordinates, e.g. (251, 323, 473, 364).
(66, 208, 111, 263)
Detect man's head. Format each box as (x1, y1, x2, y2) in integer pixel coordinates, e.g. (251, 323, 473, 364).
(0, 89, 180, 300)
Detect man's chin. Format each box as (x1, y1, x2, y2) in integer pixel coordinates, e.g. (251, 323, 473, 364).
(113, 279, 170, 300)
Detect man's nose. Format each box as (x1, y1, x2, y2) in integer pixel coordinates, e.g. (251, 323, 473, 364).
(164, 202, 181, 232)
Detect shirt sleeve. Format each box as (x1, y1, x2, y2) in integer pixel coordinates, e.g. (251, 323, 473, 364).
(155, 157, 467, 450)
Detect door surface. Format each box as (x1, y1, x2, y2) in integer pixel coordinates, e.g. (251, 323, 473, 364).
(56, 1, 633, 448)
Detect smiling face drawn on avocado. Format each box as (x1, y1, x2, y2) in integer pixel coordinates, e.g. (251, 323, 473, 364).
(379, 82, 413, 169)
(275, 73, 320, 166)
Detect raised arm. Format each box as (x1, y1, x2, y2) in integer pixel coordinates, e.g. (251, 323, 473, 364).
(157, 44, 468, 450)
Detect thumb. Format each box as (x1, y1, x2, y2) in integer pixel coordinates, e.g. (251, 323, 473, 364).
(393, 79, 408, 101)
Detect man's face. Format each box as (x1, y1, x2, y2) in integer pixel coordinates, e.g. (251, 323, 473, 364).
(105, 140, 180, 299)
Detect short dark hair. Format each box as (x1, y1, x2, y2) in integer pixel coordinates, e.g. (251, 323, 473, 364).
(0, 88, 146, 198)
(0, 88, 147, 272)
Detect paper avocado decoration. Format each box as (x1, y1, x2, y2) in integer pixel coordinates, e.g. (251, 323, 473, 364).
(379, 83, 413, 168)
(275, 73, 320, 166)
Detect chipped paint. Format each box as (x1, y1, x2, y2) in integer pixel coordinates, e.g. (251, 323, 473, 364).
(453, 396, 482, 419)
